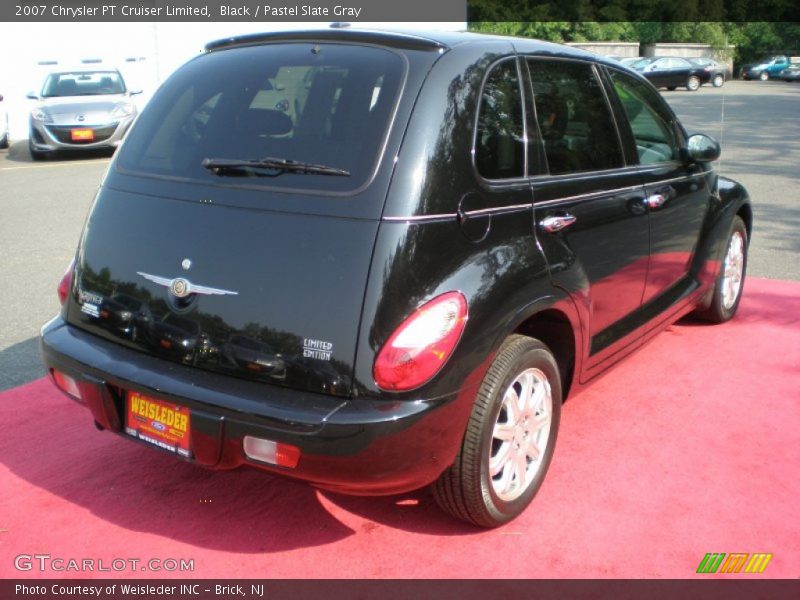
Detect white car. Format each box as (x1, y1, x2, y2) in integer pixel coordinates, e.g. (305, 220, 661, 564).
(0, 92, 9, 149)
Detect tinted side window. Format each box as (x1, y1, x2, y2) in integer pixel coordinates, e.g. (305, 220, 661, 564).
(527, 59, 624, 175)
(608, 69, 681, 164)
(475, 60, 525, 180)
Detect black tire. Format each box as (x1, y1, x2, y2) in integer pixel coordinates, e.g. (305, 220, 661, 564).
(432, 335, 562, 527)
(695, 216, 748, 323)
(712, 74, 724, 88)
(667, 86, 677, 91)
(686, 75, 701, 91)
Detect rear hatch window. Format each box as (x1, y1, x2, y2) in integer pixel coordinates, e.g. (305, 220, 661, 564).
(117, 42, 405, 194)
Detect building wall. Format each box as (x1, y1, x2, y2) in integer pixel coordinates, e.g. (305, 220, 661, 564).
(565, 42, 640, 59)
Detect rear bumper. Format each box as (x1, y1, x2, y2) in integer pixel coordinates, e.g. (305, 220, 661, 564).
(40, 316, 472, 495)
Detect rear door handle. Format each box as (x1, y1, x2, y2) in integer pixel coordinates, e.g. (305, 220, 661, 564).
(539, 213, 577, 233)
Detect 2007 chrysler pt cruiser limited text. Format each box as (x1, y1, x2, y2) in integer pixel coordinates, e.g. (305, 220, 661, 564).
(41, 29, 752, 527)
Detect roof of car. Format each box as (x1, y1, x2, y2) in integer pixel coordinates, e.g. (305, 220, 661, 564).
(45, 65, 122, 74)
(203, 27, 623, 67)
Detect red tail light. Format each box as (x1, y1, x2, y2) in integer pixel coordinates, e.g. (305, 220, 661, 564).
(373, 291, 468, 392)
(57, 259, 75, 305)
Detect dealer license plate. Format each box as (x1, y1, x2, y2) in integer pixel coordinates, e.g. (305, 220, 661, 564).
(125, 392, 192, 458)
(70, 128, 95, 141)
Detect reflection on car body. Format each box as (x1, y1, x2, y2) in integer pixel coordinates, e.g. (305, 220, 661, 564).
(148, 314, 208, 365)
(97, 293, 152, 341)
(220, 334, 287, 381)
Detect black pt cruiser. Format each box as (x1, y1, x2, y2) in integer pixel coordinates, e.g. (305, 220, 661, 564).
(41, 29, 752, 527)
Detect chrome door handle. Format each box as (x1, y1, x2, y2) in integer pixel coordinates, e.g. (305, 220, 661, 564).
(645, 194, 667, 210)
(539, 213, 577, 233)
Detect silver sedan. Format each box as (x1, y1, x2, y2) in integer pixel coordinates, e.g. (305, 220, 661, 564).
(28, 67, 139, 160)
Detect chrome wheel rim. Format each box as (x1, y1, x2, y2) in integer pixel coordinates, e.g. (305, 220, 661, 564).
(721, 231, 745, 310)
(688, 77, 700, 90)
(489, 368, 553, 502)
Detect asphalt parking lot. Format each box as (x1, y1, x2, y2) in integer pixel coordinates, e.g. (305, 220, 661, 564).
(665, 80, 800, 282)
(0, 80, 798, 390)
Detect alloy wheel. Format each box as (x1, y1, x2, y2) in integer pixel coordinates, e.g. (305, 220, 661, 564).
(489, 368, 553, 502)
(721, 231, 745, 310)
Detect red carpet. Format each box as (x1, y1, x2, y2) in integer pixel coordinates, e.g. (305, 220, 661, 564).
(1, 277, 798, 579)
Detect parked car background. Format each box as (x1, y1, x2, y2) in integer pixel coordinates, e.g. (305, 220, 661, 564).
(779, 62, 800, 82)
(740, 55, 791, 80)
(0, 92, 9, 149)
(688, 57, 727, 87)
(633, 56, 711, 90)
(27, 66, 140, 160)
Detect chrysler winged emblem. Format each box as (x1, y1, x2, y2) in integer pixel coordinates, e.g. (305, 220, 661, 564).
(137, 272, 238, 298)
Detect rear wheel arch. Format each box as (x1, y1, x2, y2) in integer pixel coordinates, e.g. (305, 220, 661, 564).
(512, 308, 577, 401)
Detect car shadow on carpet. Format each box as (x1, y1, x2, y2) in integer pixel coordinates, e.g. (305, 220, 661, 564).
(0, 381, 481, 553)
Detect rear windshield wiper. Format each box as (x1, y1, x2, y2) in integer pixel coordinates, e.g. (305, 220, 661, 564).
(202, 157, 350, 177)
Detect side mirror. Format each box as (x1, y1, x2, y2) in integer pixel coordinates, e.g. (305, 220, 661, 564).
(26, 91, 39, 100)
(685, 133, 720, 163)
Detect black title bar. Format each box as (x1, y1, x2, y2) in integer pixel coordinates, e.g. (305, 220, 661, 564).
(3, 0, 466, 22)
(4, 579, 800, 600)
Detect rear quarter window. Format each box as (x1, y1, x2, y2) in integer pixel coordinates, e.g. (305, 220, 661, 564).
(117, 43, 405, 194)
(475, 59, 526, 180)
